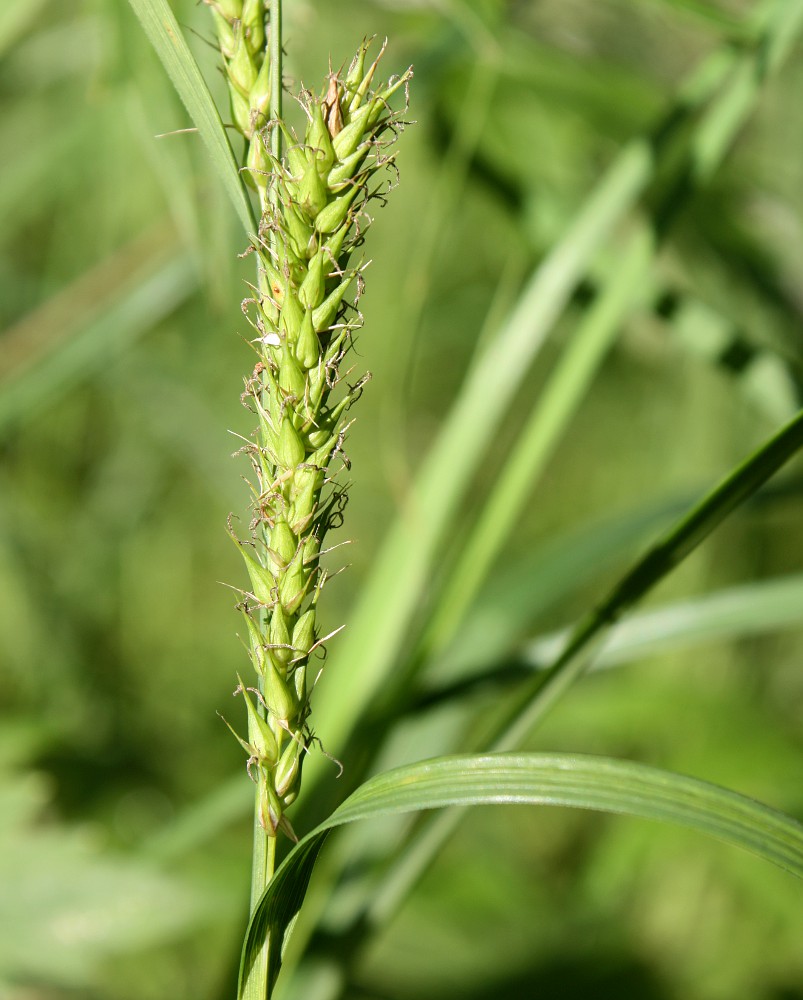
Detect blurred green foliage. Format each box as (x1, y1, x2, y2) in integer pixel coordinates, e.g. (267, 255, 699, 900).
(0, 0, 801, 998)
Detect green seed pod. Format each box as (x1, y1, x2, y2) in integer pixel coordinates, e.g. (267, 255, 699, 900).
(259, 779, 282, 835)
(228, 28, 258, 100)
(295, 309, 320, 369)
(294, 154, 328, 219)
(278, 349, 305, 398)
(308, 438, 340, 473)
(229, 86, 253, 137)
(268, 606, 292, 664)
(291, 609, 316, 656)
(209, 0, 242, 21)
(313, 273, 354, 332)
(281, 128, 308, 180)
(306, 102, 336, 173)
(274, 238, 305, 280)
(246, 133, 269, 190)
(306, 422, 334, 450)
(274, 739, 302, 798)
(278, 417, 305, 467)
(278, 552, 310, 614)
(327, 142, 371, 189)
(263, 658, 297, 722)
(209, 7, 236, 58)
(241, 0, 265, 49)
(302, 532, 320, 569)
(305, 366, 327, 414)
(281, 204, 316, 261)
(323, 223, 348, 266)
(240, 679, 279, 765)
(241, 612, 267, 676)
(258, 396, 280, 455)
(249, 54, 271, 123)
(313, 182, 359, 235)
(349, 42, 386, 114)
(293, 662, 307, 706)
(344, 40, 368, 104)
(331, 101, 375, 161)
(298, 249, 326, 310)
(261, 258, 286, 309)
(268, 521, 297, 569)
(289, 464, 323, 509)
(279, 290, 304, 342)
(230, 532, 276, 605)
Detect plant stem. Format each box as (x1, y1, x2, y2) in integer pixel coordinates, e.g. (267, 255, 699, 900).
(250, 805, 276, 910)
(268, 0, 282, 255)
(248, 0, 283, 976)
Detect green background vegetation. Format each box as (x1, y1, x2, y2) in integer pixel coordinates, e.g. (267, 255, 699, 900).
(1, 0, 801, 998)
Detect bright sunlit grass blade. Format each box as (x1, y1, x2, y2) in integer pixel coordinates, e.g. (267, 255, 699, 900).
(692, 1, 803, 180)
(525, 572, 803, 670)
(241, 752, 803, 998)
(421, 229, 654, 663)
(420, 0, 803, 677)
(420, 573, 803, 710)
(306, 0, 801, 798)
(305, 141, 653, 794)
(336, 407, 803, 945)
(127, 0, 256, 235)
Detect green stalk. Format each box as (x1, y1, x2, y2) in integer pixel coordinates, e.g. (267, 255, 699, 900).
(365, 405, 803, 930)
(250, 0, 283, 929)
(198, 4, 411, 994)
(419, 228, 654, 662)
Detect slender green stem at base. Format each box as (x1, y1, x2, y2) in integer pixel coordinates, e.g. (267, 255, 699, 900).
(250, 788, 277, 910)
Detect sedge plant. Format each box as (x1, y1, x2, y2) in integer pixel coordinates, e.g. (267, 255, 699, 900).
(201, 0, 411, 958)
(122, 1, 803, 998)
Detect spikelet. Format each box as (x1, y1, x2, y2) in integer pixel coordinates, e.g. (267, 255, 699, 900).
(209, 3, 411, 837)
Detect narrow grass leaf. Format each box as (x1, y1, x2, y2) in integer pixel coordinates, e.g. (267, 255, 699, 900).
(525, 572, 803, 671)
(352, 407, 803, 938)
(0, 0, 46, 56)
(305, 140, 653, 793)
(419, 573, 803, 712)
(127, 0, 256, 235)
(435, 493, 693, 682)
(692, 1, 803, 180)
(492, 406, 803, 753)
(240, 752, 803, 998)
(421, 229, 653, 662)
(305, 0, 800, 797)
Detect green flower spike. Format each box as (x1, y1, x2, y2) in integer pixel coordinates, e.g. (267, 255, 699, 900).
(219, 28, 411, 839)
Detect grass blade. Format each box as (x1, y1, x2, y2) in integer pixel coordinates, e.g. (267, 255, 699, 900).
(241, 752, 803, 998)
(526, 572, 803, 671)
(493, 407, 803, 752)
(420, 228, 654, 662)
(127, 0, 256, 235)
(418, 573, 803, 711)
(306, 139, 653, 791)
(348, 407, 803, 940)
(306, 0, 799, 794)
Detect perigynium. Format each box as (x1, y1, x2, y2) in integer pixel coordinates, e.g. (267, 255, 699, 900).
(204, 0, 411, 844)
